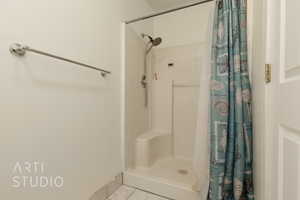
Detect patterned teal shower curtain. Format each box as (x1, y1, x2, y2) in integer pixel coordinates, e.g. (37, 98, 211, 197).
(208, 0, 254, 199)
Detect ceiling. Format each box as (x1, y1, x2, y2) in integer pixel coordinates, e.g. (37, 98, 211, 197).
(146, 0, 203, 10)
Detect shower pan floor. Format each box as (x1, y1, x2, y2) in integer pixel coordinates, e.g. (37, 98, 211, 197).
(124, 157, 200, 200)
(129, 157, 197, 187)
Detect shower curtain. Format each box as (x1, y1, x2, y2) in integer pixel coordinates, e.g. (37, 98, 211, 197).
(208, 0, 254, 200)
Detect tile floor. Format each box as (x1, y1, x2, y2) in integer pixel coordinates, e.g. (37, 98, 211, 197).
(107, 185, 169, 200)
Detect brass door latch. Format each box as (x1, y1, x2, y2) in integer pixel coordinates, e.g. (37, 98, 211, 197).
(265, 64, 271, 83)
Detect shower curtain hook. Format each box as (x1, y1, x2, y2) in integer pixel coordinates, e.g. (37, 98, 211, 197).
(218, 0, 223, 9)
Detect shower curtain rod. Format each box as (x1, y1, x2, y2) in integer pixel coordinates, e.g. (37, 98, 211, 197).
(9, 43, 111, 77)
(125, 0, 215, 24)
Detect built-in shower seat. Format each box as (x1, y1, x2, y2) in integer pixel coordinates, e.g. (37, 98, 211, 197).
(135, 130, 172, 168)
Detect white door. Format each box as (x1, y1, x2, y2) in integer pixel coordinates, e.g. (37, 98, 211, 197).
(267, 0, 300, 199)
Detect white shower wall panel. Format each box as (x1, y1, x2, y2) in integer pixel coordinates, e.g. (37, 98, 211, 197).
(125, 26, 152, 169)
(153, 2, 214, 49)
(151, 2, 214, 160)
(173, 86, 200, 159)
(152, 44, 204, 159)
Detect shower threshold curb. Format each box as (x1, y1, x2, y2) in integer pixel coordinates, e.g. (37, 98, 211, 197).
(123, 171, 200, 200)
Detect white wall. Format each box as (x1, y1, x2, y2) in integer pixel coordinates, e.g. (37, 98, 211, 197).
(0, 1, 152, 200)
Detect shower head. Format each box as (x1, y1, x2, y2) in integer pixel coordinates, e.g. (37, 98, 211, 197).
(142, 33, 162, 55)
(152, 37, 162, 46)
(142, 33, 162, 46)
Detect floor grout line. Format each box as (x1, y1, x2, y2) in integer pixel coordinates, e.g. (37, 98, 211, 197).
(123, 184, 174, 200)
(107, 185, 174, 200)
(126, 187, 136, 200)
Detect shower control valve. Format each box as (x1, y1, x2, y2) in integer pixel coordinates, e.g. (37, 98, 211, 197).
(141, 75, 147, 88)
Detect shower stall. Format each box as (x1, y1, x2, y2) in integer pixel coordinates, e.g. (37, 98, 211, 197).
(122, 1, 214, 199)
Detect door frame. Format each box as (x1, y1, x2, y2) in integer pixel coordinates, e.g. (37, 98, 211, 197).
(251, 0, 276, 199)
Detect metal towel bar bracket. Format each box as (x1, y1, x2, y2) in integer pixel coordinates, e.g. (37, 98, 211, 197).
(9, 43, 111, 77)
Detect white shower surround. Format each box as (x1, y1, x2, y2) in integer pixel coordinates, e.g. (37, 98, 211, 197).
(122, 0, 253, 199)
(123, 2, 214, 199)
